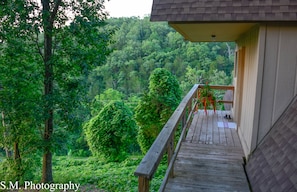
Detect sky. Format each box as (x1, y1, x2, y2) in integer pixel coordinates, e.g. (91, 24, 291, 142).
(104, 0, 153, 18)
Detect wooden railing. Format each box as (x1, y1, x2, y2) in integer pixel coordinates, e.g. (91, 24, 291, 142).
(134, 84, 234, 192)
(200, 84, 235, 105)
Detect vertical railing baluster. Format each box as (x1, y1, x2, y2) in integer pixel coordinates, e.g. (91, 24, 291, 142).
(138, 176, 150, 192)
(182, 110, 186, 141)
(167, 134, 174, 178)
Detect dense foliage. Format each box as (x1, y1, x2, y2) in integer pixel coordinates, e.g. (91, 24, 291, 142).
(0, 0, 113, 182)
(135, 68, 181, 153)
(88, 17, 234, 99)
(84, 101, 138, 161)
(0, 35, 43, 182)
(52, 155, 166, 191)
(90, 88, 125, 116)
(0, 7, 235, 188)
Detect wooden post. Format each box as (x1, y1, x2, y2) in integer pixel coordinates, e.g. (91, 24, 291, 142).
(167, 135, 174, 178)
(188, 102, 192, 117)
(196, 88, 200, 111)
(182, 113, 186, 131)
(181, 119, 185, 141)
(138, 176, 149, 192)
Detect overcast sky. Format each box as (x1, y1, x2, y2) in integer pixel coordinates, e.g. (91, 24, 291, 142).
(104, 0, 153, 18)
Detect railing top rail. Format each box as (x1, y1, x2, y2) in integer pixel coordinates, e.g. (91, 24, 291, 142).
(199, 84, 234, 91)
(134, 84, 199, 179)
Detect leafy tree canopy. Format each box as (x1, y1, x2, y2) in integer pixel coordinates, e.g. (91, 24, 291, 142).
(84, 101, 138, 162)
(0, 0, 113, 182)
(91, 88, 124, 116)
(135, 68, 181, 153)
(88, 17, 235, 100)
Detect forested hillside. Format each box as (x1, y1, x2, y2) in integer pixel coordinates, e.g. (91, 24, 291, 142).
(0, 8, 235, 190)
(89, 17, 235, 99)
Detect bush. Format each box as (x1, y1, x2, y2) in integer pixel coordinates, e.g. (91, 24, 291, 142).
(84, 101, 138, 161)
(0, 154, 41, 183)
(135, 68, 181, 153)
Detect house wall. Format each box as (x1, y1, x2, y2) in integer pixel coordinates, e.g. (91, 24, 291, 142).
(258, 24, 297, 144)
(235, 26, 262, 157)
(235, 24, 297, 157)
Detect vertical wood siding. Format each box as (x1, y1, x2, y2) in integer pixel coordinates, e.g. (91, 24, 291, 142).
(236, 26, 260, 156)
(235, 25, 297, 157)
(258, 25, 297, 143)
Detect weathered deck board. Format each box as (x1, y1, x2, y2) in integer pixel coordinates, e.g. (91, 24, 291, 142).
(165, 110, 250, 192)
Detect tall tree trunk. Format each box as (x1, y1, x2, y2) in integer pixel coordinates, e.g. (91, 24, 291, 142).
(2, 112, 12, 158)
(14, 142, 22, 180)
(42, 151, 52, 182)
(41, 0, 61, 183)
(41, 0, 54, 183)
(14, 142, 21, 161)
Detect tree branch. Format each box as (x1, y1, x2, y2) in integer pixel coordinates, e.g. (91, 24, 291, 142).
(32, 31, 44, 61)
(50, 0, 62, 26)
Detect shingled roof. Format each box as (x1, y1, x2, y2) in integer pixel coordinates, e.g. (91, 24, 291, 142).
(246, 95, 297, 192)
(150, 0, 297, 22)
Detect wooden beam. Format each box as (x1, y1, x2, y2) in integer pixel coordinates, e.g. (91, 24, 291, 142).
(138, 176, 149, 192)
(217, 100, 234, 104)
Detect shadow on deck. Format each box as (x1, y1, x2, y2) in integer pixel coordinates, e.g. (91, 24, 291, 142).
(164, 110, 250, 191)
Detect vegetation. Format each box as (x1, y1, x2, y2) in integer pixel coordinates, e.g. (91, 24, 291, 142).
(84, 101, 138, 162)
(52, 155, 166, 191)
(1, 0, 113, 183)
(0, 2, 235, 189)
(135, 68, 181, 153)
(89, 17, 234, 99)
(0, 24, 43, 183)
(198, 83, 217, 111)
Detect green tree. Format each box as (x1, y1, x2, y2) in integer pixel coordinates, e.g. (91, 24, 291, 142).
(209, 69, 232, 85)
(180, 66, 206, 94)
(135, 68, 181, 153)
(84, 101, 138, 162)
(0, 34, 43, 182)
(90, 17, 235, 100)
(91, 88, 124, 116)
(1, 0, 112, 182)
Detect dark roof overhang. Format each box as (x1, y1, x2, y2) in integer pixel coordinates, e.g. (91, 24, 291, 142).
(150, 0, 297, 42)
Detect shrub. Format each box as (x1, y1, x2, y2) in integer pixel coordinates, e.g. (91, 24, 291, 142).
(84, 101, 138, 161)
(0, 153, 41, 183)
(135, 68, 181, 153)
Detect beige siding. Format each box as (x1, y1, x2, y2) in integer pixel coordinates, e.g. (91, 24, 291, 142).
(235, 24, 297, 157)
(235, 26, 261, 157)
(258, 25, 297, 142)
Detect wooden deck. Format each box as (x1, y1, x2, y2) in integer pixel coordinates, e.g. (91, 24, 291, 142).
(164, 110, 250, 192)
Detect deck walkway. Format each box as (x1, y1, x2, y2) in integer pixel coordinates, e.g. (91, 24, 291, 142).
(164, 110, 250, 192)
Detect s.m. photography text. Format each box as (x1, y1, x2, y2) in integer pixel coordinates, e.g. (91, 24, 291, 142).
(0, 181, 80, 191)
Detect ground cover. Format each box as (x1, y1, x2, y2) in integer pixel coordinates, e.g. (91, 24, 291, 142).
(53, 155, 166, 192)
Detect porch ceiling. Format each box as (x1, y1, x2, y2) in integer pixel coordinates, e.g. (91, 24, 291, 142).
(169, 22, 257, 42)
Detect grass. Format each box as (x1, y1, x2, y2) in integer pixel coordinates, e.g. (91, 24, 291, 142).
(53, 155, 166, 192)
